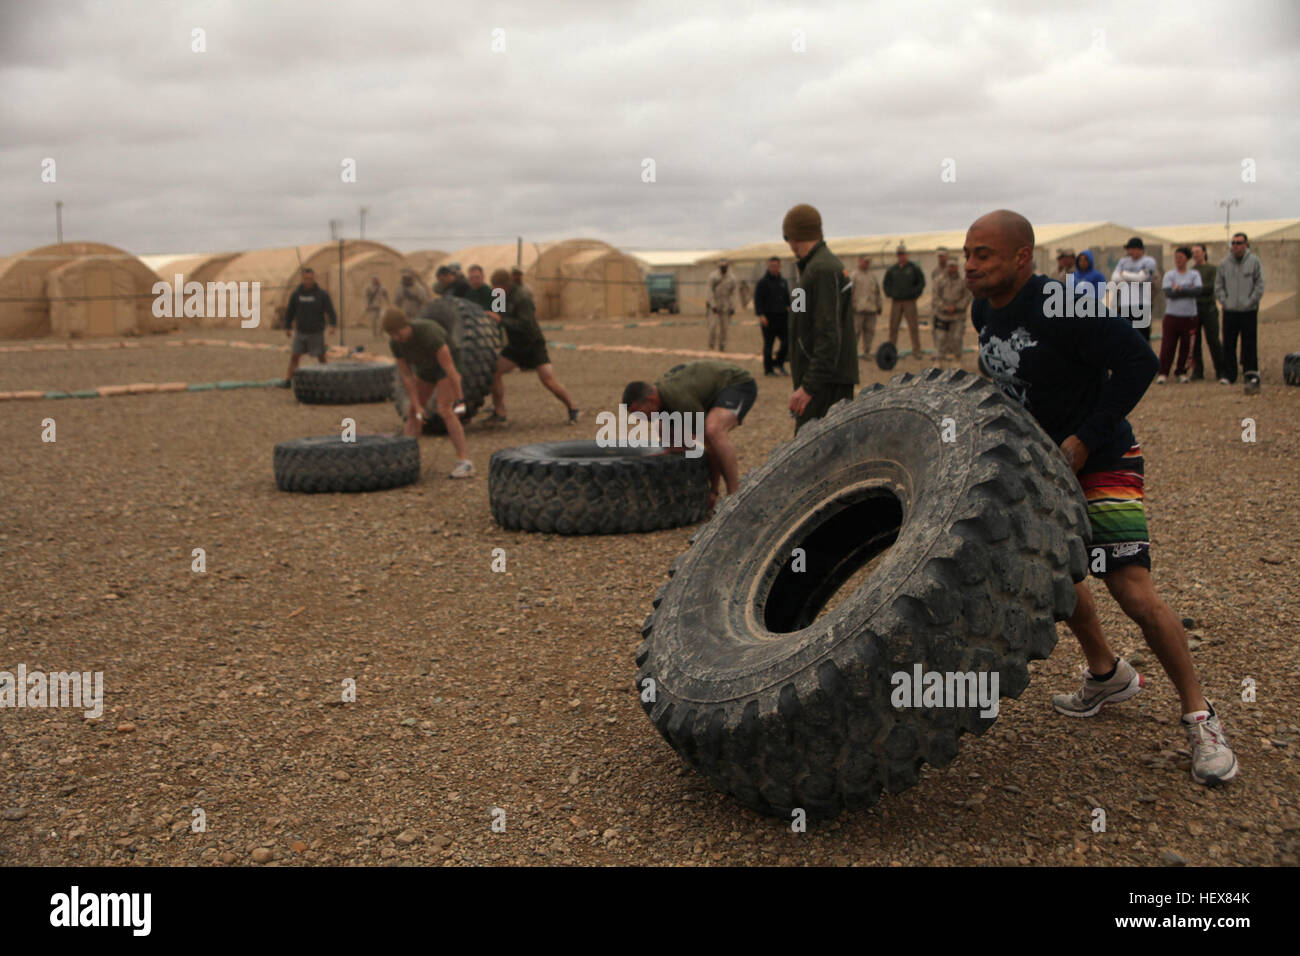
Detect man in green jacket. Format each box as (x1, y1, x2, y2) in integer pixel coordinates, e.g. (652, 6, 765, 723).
(782, 203, 857, 433)
(464, 265, 495, 311)
(1189, 243, 1225, 382)
(883, 243, 926, 360)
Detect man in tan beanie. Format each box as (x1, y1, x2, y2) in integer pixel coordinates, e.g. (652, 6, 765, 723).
(782, 203, 857, 432)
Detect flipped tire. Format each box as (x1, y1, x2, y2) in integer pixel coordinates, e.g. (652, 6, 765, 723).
(274, 435, 419, 493)
(292, 361, 396, 404)
(1284, 352, 1300, 386)
(489, 440, 709, 534)
(635, 369, 1090, 819)
(395, 296, 503, 434)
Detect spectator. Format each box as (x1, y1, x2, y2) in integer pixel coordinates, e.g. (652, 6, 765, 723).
(752, 256, 790, 376)
(1189, 243, 1225, 383)
(931, 246, 951, 285)
(931, 258, 972, 368)
(282, 267, 336, 385)
(706, 259, 740, 351)
(1158, 246, 1203, 384)
(850, 255, 883, 359)
(1053, 247, 1076, 283)
(464, 265, 494, 311)
(782, 203, 857, 432)
(434, 265, 469, 298)
(1111, 237, 1159, 341)
(363, 275, 389, 336)
(510, 266, 532, 300)
(394, 270, 428, 318)
(1215, 232, 1266, 392)
(1072, 250, 1107, 308)
(883, 243, 925, 360)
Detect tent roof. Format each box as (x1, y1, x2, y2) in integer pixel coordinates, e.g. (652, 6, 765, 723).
(1140, 219, 1300, 243)
(214, 241, 402, 283)
(628, 249, 721, 267)
(0, 242, 160, 284)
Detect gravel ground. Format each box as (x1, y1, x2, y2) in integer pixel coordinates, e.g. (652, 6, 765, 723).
(1, 315, 1297, 867)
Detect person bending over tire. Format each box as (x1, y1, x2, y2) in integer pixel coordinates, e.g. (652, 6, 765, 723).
(382, 307, 474, 479)
(283, 267, 337, 385)
(486, 268, 579, 426)
(781, 203, 858, 433)
(622, 360, 756, 510)
(965, 209, 1237, 786)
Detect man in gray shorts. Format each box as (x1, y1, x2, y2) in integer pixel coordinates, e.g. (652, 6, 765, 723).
(283, 267, 338, 385)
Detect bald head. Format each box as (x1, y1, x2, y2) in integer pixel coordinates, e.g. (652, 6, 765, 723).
(964, 209, 1036, 307)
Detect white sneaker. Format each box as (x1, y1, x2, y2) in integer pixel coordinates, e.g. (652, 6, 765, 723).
(1177, 374, 1189, 384)
(449, 459, 475, 479)
(1182, 707, 1238, 786)
(1218, 378, 1230, 385)
(1155, 375, 1167, 385)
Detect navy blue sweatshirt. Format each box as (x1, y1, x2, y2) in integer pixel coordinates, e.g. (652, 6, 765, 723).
(284, 284, 338, 334)
(971, 274, 1158, 473)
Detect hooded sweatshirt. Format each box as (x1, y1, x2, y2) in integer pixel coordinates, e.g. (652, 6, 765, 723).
(1072, 250, 1107, 303)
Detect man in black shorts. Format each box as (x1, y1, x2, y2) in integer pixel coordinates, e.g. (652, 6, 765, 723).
(622, 360, 757, 509)
(965, 209, 1237, 786)
(486, 268, 579, 425)
(381, 307, 474, 479)
(282, 267, 337, 385)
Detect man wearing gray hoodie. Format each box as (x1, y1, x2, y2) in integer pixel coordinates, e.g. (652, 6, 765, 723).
(1215, 233, 1265, 390)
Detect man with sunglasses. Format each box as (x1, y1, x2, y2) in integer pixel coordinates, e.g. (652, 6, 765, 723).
(1215, 233, 1266, 393)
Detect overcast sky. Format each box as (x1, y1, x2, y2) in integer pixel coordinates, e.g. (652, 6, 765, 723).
(2, 0, 1296, 258)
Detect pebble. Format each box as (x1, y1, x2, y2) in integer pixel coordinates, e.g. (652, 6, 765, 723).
(116, 722, 136, 734)
(1160, 850, 1187, 866)
(219, 851, 238, 864)
(333, 770, 351, 781)
(395, 829, 419, 845)
(250, 847, 272, 863)
(2, 808, 29, 821)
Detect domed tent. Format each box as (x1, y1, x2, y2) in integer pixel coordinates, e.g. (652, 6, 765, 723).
(442, 238, 626, 321)
(139, 252, 241, 288)
(208, 241, 423, 329)
(0, 242, 167, 339)
(404, 249, 450, 290)
(558, 247, 649, 320)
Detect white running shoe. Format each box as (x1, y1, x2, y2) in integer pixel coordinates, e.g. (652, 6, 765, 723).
(1156, 375, 1167, 385)
(1052, 659, 1144, 717)
(449, 459, 475, 479)
(1182, 707, 1239, 786)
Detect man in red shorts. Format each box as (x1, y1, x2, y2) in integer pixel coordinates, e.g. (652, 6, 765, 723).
(965, 209, 1237, 787)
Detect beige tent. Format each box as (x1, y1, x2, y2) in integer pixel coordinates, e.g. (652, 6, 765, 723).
(208, 241, 423, 329)
(140, 252, 241, 287)
(443, 239, 638, 321)
(0, 242, 168, 339)
(558, 247, 649, 320)
(404, 249, 450, 290)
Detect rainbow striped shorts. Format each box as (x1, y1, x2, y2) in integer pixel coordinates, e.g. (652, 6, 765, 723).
(1077, 444, 1151, 576)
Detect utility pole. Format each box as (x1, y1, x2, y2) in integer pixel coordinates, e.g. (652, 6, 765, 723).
(55, 200, 63, 243)
(360, 207, 368, 240)
(1217, 199, 1240, 239)
(329, 219, 341, 240)
(516, 235, 522, 267)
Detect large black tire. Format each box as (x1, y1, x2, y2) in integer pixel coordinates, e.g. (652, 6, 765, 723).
(292, 361, 396, 404)
(1284, 352, 1300, 386)
(489, 441, 709, 534)
(635, 368, 1090, 819)
(273, 435, 419, 493)
(394, 297, 503, 434)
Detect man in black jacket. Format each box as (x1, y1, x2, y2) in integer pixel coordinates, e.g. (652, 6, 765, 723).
(282, 267, 337, 385)
(966, 208, 1237, 787)
(752, 256, 790, 376)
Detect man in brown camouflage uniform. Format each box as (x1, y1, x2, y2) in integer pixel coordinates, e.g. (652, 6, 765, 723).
(850, 255, 882, 358)
(706, 259, 739, 351)
(931, 259, 972, 368)
(363, 275, 389, 336)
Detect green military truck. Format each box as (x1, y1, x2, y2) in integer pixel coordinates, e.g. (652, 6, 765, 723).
(646, 273, 679, 314)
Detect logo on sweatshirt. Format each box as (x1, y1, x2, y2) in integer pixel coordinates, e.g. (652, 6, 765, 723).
(979, 327, 1038, 408)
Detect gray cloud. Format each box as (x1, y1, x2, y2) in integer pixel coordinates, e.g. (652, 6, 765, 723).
(1, 0, 1295, 257)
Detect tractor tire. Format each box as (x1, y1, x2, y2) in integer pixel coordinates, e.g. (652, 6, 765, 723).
(489, 440, 709, 534)
(1284, 352, 1300, 386)
(292, 361, 396, 404)
(273, 435, 419, 493)
(635, 368, 1090, 819)
(395, 296, 503, 434)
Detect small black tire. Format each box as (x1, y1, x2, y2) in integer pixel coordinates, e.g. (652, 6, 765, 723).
(635, 368, 1089, 819)
(273, 435, 419, 493)
(489, 440, 709, 534)
(292, 361, 396, 404)
(1284, 352, 1300, 386)
(875, 341, 898, 370)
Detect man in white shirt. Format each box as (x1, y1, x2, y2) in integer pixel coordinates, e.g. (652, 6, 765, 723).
(1111, 237, 1159, 341)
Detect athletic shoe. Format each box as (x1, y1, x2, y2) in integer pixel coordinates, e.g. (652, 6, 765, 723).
(777, 366, 789, 376)
(449, 460, 475, 479)
(1182, 707, 1239, 786)
(1244, 373, 1261, 395)
(1218, 378, 1231, 385)
(1052, 658, 1144, 717)
(568, 408, 581, 425)
(1177, 374, 1189, 384)
(485, 411, 507, 424)
(1155, 375, 1167, 385)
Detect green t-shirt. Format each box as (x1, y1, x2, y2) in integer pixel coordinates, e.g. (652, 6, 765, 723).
(390, 319, 452, 375)
(655, 361, 753, 415)
(464, 284, 494, 311)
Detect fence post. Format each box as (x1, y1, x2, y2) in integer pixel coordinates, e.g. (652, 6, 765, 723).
(338, 238, 345, 348)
